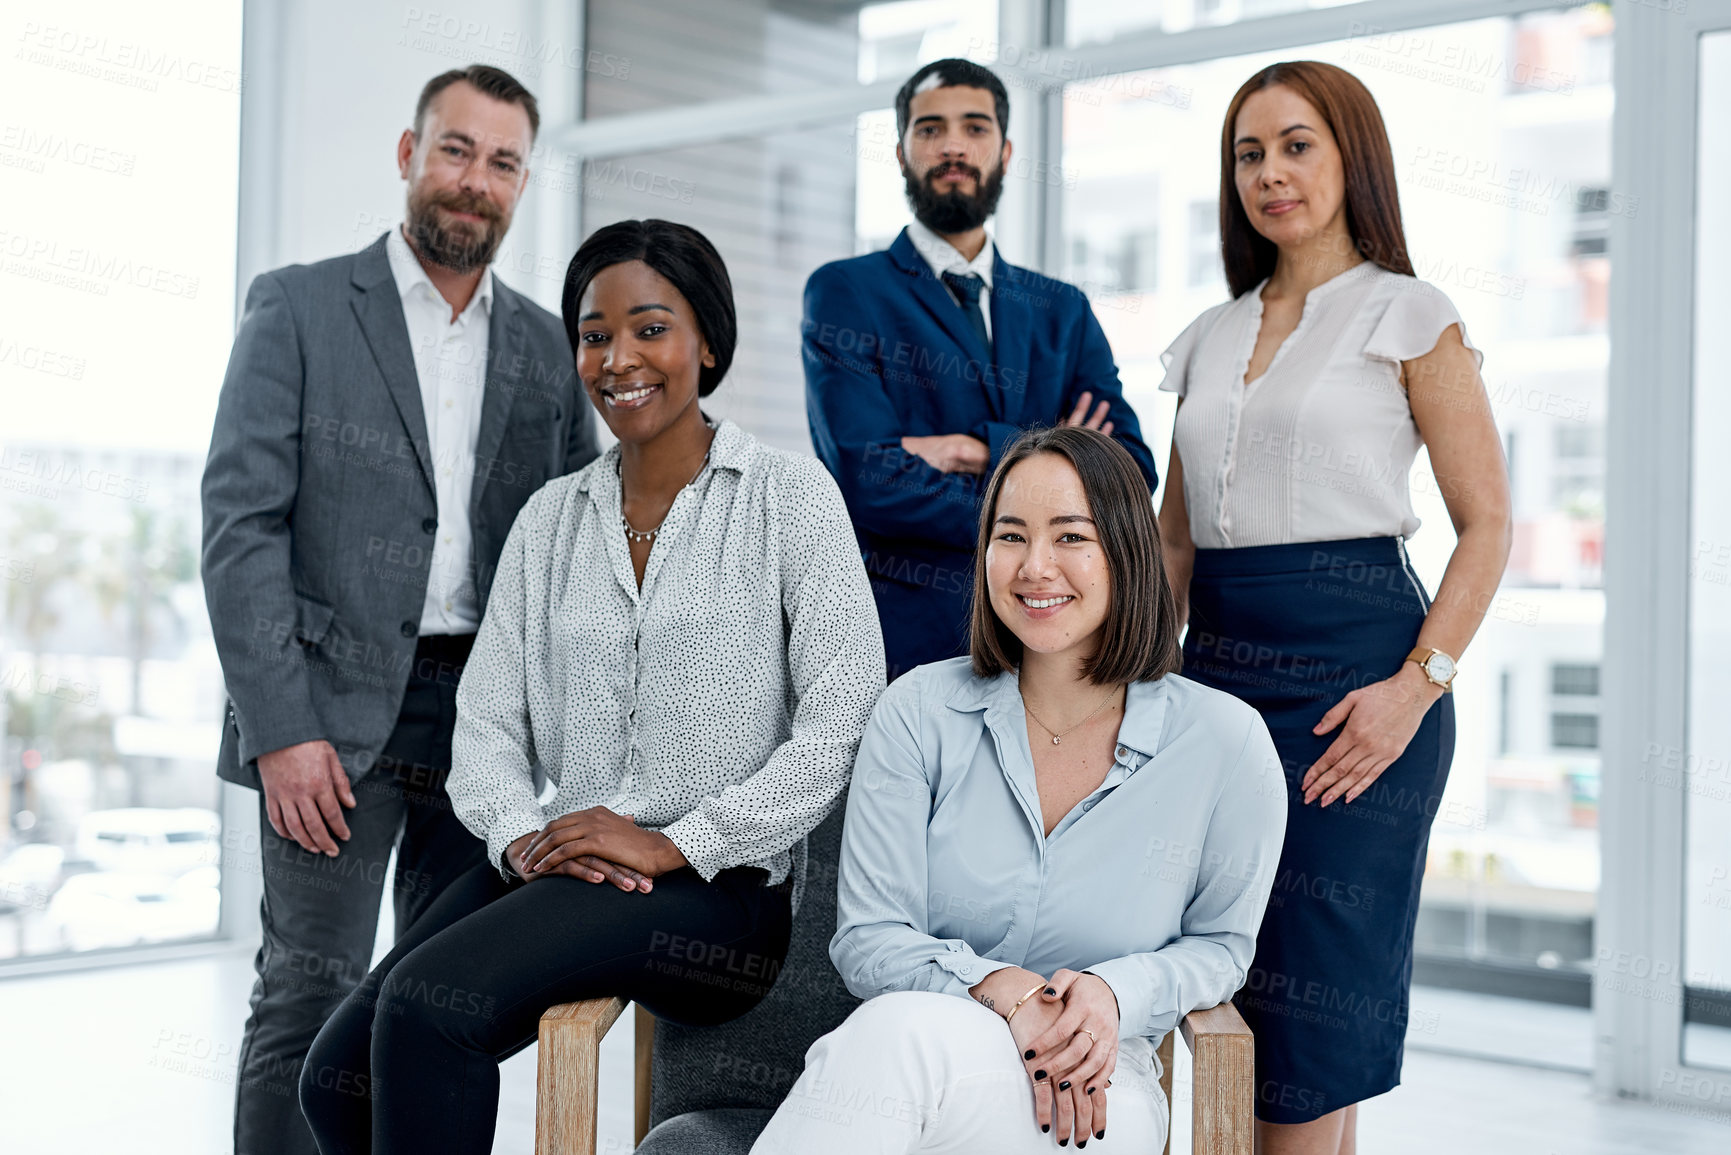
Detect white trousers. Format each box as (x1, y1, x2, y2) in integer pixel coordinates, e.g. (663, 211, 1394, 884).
(750, 991, 1169, 1154)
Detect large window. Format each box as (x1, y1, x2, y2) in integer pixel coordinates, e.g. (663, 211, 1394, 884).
(1058, 6, 1613, 990)
(1065, 0, 1360, 46)
(0, 0, 243, 959)
(583, 0, 998, 118)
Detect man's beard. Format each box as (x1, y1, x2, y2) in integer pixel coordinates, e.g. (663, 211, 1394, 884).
(902, 159, 1005, 234)
(405, 186, 507, 273)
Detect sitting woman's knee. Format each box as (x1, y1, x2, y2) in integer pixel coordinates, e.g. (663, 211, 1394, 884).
(839, 991, 1002, 1052)
(370, 951, 494, 1052)
(298, 1034, 376, 1137)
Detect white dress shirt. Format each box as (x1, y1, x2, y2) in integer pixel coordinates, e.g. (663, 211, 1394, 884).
(906, 218, 995, 341)
(384, 223, 493, 634)
(1159, 261, 1483, 549)
(448, 418, 887, 909)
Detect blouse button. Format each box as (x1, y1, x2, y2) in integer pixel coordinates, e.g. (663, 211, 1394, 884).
(1115, 746, 1127, 760)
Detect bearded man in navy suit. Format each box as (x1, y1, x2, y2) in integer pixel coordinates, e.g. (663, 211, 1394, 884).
(804, 58, 1158, 679)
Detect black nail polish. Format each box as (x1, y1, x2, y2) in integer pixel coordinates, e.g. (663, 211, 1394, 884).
(1058, 1080, 1072, 1091)
(1096, 1130, 1106, 1140)
(1034, 1069, 1046, 1081)
(1078, 1142, 1087, 1150)
(1042, 1124, 1050, 1133)
(1024, 1049, 1035, 1060)
(1086, 1086, 1095, 1094)
(1058, 1141, 1068, 1148)
(1044, 987, 1057, 995)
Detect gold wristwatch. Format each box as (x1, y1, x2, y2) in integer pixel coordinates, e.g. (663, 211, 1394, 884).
(1406, 646, 1457, 691)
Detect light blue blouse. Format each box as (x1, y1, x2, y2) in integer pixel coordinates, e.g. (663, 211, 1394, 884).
(831, 657, 1287, 1056)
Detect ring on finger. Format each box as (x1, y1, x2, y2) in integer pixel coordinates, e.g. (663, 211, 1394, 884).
(1082, 1029, 1096, 1042)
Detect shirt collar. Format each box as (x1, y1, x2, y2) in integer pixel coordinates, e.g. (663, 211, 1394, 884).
(1246, 258, 1380, 310)
(385, 222, 494, 322)
(948, 669, 1172, 759)
(906, 218, 995, 290)
(573, 417, 751, 496)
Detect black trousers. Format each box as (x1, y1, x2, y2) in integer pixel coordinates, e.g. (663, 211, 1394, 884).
(298, 858, 793, 1154)
(234, 633, 488, 1155)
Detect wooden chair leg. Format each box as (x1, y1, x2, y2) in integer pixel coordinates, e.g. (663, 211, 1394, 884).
(535, 996, 627, 1155)
(634, 1003, 655, 1146)
(1181, 1002, 1255, 1155)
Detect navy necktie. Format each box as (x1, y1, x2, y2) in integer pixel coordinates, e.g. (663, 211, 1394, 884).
(941, 271, 990, 353)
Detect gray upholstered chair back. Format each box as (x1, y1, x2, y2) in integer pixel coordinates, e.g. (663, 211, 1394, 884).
(646, 807, 861, 1129)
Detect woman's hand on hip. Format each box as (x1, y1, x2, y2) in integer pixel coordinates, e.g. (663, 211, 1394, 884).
(519, 807, 687, 879)
(1304, 662, 1445, 806)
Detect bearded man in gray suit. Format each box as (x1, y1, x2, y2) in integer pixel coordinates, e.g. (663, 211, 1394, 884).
(200, 65, 596, 1155)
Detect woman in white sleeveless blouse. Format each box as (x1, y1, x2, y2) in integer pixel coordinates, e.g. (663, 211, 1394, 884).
(1157, 62, 1511, 1155)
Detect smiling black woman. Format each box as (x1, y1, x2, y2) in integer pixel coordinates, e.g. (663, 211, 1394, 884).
(571, 239, 722, 587)
(296, 219, 886, 1155)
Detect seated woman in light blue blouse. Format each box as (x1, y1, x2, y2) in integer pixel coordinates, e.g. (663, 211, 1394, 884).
(751, 426, 1288, 1154)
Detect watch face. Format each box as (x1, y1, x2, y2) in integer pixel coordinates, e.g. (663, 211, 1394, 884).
(1425, 652, 1457, 683)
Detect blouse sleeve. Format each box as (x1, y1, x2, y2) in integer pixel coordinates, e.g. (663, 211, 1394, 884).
(1156, 313, 1207, 397)
(449, 490, 552, 881)
(829, 673, 1021, 1001)
(1363, 280, 1484, 371)
(657, 457, 887, 881)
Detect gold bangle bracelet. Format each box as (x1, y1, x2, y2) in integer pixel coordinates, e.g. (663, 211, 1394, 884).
(1004, 980, 1048, 1023)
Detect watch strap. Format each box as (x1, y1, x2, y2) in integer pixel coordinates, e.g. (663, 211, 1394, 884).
(1406, 646, 1456, 691)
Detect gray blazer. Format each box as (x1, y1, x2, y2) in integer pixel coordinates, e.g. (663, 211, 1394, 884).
(201, 230, 598, 790)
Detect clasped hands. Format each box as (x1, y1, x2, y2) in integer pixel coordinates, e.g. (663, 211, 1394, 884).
(504, 806, 686, 892)
(899, 393, 1116, 476)
(973, 966, 1121, 1148)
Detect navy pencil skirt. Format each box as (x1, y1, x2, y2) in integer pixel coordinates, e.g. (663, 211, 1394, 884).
(1181, 536, 1455, 1125)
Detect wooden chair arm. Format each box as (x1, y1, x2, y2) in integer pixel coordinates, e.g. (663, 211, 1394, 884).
(535, 996, 628, 1155)
(1157, 1001, 1255, 1155)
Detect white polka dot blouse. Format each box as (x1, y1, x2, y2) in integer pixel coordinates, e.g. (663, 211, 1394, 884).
(448, 418, 888, 908)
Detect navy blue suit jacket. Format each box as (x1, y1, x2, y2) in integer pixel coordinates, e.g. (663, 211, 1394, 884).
(803, 228, 1157, 679)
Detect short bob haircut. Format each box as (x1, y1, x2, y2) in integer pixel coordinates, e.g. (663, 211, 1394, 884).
(559, 219, 738, 397)
(1219, 61, 1414, 299)
(970, 426, 1182, 685)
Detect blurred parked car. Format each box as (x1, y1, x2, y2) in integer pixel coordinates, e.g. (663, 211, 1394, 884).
(74, 808, 220, 876)
(44, 866, 221, 952)
(0, 844, 65, 914)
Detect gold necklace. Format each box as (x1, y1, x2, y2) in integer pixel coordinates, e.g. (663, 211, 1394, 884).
(1020, 681, 1122, 745)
